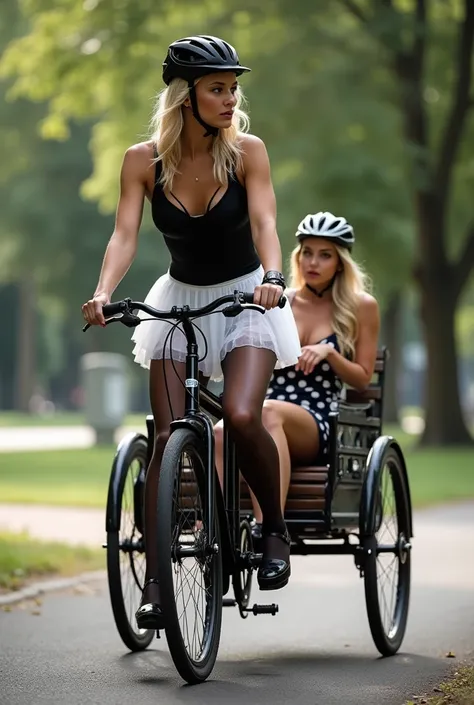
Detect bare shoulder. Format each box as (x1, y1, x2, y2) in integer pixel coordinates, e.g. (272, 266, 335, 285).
(122, 141, 155, 180)
(238, 133, 271, 180)
(238, 132, 268, 159)
(357, 292, 380, 322)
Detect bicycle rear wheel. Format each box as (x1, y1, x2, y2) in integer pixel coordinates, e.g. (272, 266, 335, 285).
(106, 434, 153, 651)
(363, 442, 412, 655)
(157, 427, 223, 684)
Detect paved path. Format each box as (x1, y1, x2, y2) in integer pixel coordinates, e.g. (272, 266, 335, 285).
(1, 501, 473, 704)
(0, 503, 105, 546)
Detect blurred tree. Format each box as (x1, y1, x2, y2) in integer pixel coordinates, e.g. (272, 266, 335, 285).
(0, 0, 167, 409)
(334, 0, 474, 444)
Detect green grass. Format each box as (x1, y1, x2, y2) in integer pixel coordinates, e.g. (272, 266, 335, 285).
(404, 447, 474, 508)
(0, 411, 147, 428)
(0, 446, 114, 507)
(406, 666, 474, 705)
(0, 411, 85, 427)
(384, 424, 474, 508)
(0, 531, 105, 591)
(0, 427, 473, 510)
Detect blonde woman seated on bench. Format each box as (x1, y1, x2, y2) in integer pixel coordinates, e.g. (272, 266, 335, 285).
(214, 211, 380, 548)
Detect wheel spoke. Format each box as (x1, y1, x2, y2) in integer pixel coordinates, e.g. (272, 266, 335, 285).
(163, 437, 221, 669)
(106, 438, 153, 652)
(364, 446, 411, 656)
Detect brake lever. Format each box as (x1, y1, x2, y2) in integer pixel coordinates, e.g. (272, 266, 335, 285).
(222, 303, 266, 318)
(222, 304, 242, 318)
(242, 303, 265, 314)
(119, 312, 141, 328)
(82, 312, 141, 332)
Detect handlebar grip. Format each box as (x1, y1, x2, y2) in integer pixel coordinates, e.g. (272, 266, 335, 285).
(102, 301, 127, 318)
(240, 292, 287, 308)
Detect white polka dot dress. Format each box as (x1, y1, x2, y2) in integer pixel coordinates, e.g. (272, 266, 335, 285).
(266, 333, 343, 461)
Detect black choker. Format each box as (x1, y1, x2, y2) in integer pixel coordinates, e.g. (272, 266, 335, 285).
(305, 280, 334, 298)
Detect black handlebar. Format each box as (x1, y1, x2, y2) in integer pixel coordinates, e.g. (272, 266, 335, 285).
(102, 301, 128, 318)
(82, 290, 287, 332)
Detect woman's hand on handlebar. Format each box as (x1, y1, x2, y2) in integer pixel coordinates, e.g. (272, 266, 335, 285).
(253, 283, 283, 310)
(81, 292, 110, 327)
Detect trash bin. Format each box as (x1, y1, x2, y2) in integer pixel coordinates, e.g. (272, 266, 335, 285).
(80, 352, 129, 445)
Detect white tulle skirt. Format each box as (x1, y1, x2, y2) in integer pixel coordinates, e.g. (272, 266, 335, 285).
(131, 266, 301, 382)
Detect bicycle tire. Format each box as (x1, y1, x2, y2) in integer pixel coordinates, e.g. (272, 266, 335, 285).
(106, 434, 154, 652)
(157, 427, 223, 684)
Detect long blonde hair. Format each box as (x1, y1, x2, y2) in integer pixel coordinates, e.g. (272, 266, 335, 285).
(289, 243, 371, 359)
(149, 77, 250, 191)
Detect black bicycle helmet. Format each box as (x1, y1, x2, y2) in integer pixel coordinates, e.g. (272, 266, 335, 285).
(162, 35, 251, 136)
(295, 211, 355, 251)
(163, 35, 250, 85)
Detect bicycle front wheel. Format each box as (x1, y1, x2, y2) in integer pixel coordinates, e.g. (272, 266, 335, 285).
(157, 427, 223, 684)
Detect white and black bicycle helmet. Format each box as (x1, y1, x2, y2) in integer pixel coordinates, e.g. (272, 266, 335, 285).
(295, 211, 355, 251)
(162, 35, 251, 136)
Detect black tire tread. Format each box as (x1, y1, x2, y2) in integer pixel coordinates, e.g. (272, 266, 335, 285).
(106, 436, 153, 652)
(157, 427, 223, 684)
(363, 444, 411, 656)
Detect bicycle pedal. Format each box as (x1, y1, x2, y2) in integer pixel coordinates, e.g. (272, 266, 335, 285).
(246, 603, 278, 616)
(222, 598, 237, 607)
(247, 552, 262, 568)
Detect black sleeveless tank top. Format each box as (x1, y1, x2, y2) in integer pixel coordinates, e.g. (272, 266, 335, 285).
(151, 150, 260, 286)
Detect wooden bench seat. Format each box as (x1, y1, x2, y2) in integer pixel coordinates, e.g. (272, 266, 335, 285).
(240, 465, 329, 512)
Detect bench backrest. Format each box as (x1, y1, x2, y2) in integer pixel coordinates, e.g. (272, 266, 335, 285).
(343, 347, 388, 423)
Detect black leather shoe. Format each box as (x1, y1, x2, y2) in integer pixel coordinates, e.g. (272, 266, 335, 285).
(257, 530, 291, 591)
(135, 578, 165, 630)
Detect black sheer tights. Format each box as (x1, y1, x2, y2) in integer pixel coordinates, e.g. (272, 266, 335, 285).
(140, 347, 288, 608)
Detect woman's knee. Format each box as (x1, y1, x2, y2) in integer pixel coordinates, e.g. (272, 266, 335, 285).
(262, 400, 284, 432)
(223, 405, 260, 438)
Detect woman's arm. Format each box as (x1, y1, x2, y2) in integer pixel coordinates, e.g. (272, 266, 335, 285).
(295, 294, 380, 390)
(327, 294, 380, 391)
(82, 144, 147, 326)
(241, 134, 283, 308)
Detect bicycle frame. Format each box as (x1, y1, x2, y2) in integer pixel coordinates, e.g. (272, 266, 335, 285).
(168, 314, 242, 575)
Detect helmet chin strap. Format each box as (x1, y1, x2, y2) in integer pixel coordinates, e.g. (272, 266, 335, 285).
(305, 274, 337, 298)
(188, 83, 219, 138)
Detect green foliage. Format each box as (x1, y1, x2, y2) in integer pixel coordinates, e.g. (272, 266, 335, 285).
(0, 0, 473, 420)
(456, 304, 474, 356)
(0, 0, 422, 306)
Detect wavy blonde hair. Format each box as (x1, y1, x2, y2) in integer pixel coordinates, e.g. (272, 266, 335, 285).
(288, 242, 371, 359)
(149, 77, 250, 191)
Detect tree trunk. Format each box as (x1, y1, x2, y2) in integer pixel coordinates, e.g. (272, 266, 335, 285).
(14, 275, 37, 412)
(381, 292, 402, 425)
(418, 272, 472, 446)
(341, 0, 474, 443)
